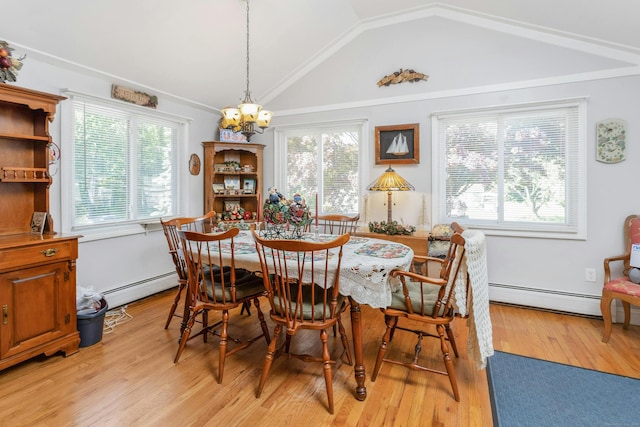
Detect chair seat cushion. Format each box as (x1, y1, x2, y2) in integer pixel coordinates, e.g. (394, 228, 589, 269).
(272, 284, 346, 321)
(204, 268, 265, 302)
(388, 280, 442, 315)
(604, 278, 640, 297)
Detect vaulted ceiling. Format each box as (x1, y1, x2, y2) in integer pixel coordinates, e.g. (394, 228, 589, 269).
(3, 0, 640, 111)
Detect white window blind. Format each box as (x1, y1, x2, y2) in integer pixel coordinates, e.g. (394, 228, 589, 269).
(433, 99, 586, 238)
(278, 123, 361, 214)
(71, 98, 180, 228)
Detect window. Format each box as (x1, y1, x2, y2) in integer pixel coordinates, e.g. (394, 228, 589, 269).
(64, 92, 186, 233)
(274, 121, 365, 215)
(432, 99, 586, 239)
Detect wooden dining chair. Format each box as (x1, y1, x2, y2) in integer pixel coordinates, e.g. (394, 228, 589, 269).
(252, 231, 352, 414)
(601, 214, 640, 342)
(160, 211, 215, 330)
(174, 227, 270, 383)
(371, 222, 468, 401)
(316, 213, 360, 235)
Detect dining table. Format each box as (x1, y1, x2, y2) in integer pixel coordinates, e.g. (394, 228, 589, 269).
(201, 227, 415, 401)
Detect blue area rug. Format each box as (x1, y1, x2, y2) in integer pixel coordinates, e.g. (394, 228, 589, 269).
(487, 351, 640, 427)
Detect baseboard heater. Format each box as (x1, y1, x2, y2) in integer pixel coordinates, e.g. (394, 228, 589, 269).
(102, 272, 177, 309)
(489, 282, 638, 323)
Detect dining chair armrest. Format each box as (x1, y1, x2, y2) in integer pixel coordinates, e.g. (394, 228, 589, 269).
(603, 253, 630, 283)
(390, 269, 447, 288)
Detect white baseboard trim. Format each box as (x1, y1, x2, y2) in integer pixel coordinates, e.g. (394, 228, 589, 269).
(99, 276, 640, 326)
(489, 282, 640, 325)
(101, 273, 177, 309)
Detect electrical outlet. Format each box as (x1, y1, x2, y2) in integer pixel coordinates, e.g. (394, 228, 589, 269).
(585, 268, 597, 282)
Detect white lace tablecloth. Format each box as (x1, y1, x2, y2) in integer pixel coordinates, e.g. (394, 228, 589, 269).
(211, 231, 414, 308)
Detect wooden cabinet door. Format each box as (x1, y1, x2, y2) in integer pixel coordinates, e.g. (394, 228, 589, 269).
(0, 262, 72, 359)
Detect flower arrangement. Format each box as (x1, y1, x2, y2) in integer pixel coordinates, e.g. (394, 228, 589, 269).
(262, 188, 313, 239)
(0, 41, 25, 83)
(263, 188, 312, 227)
(368, 221, 416, 236)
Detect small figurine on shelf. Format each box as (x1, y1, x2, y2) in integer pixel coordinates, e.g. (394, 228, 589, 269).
(229, 204, 244, 220)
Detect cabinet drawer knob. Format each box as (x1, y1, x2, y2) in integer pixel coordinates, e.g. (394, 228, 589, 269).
(41, 248, 59, 257)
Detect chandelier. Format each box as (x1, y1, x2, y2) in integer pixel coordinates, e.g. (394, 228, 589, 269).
(220, 0, 273, 141)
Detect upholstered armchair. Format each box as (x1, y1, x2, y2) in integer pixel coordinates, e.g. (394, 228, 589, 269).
(600, 214, 640, 342)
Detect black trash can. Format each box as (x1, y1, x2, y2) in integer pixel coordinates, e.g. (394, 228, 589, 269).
(77, 298, 108, 348)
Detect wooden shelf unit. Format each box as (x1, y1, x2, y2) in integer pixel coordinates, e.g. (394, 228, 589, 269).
(203, 141, 264, 222)
(0, 85, 80, 371)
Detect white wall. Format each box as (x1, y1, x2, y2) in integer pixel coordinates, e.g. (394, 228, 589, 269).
(265, 15, 640, 321)
(271, 77, 640, 316)
(13, 56, 219, 307)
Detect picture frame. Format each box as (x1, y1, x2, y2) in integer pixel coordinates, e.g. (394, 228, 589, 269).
(223, 177, 240, 190)
(30, 211, 47, 234)
(212, 183, 225, 194)
(243, 178, 255, 194)
(375, 123, 419, 165)
(224, 200, 241, 212)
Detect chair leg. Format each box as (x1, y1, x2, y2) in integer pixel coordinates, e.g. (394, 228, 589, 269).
(437, 324, 460, 402)
(622, 301, 631, 329)
(174, 307, 199, 363)
(600, 291, 613, 343)
(217, 310, 229, 384)
(445, 324, 459, 357)
(387, 314, 398, 342)
(164, 282, 185, 329)
(241, 301, 252, 316)
(372, 315, 398, 381)
(337, 316, 352, 365)
(257, 324, 282, 398)
(202, 309, 209, 343)
(285, 333, 293, 354)
(253, 297, 271, 344)
(320, 329, 334, 415)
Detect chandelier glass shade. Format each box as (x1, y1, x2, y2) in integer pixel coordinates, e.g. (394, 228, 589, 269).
(220, 0, 273, 141)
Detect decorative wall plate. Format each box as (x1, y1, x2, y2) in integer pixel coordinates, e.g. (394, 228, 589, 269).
(596, 119, 626, 164)
(189, 153, 201, 175)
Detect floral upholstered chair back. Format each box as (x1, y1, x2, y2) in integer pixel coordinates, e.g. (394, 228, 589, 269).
(428, 223, 454, 259)
(623, 216, 640, 274)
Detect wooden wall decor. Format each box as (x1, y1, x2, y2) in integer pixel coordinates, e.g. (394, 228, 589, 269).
(111, 84, 158, 108)
(377, 69, 428, 87)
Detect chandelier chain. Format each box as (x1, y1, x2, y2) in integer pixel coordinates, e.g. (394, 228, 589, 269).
(245, 0, 251, 101)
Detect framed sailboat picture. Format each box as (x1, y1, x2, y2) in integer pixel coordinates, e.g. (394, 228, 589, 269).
(375, 123, 419, 165)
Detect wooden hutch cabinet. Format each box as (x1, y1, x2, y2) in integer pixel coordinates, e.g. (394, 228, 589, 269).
(0, 85, 80, 370)
(203, 141, 264, 223)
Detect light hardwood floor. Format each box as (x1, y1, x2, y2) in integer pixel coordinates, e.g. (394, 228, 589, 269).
(0, 290, 638, 426)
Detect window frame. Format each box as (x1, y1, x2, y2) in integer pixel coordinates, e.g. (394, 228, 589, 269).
(273, 119, 368, 216)
(60, 90, 190, 240)
(431, 98, 587, 240)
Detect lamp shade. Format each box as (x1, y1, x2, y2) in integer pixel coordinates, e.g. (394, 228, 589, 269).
(367, 166, 414, 192)
(220, 107, 241, 131)
(257, 110, 273, 128)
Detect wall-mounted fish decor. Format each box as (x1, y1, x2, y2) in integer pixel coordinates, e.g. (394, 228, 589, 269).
(377, 69, 428, 87)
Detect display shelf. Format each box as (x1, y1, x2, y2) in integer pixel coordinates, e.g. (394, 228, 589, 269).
(203, 141, 264, 223)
